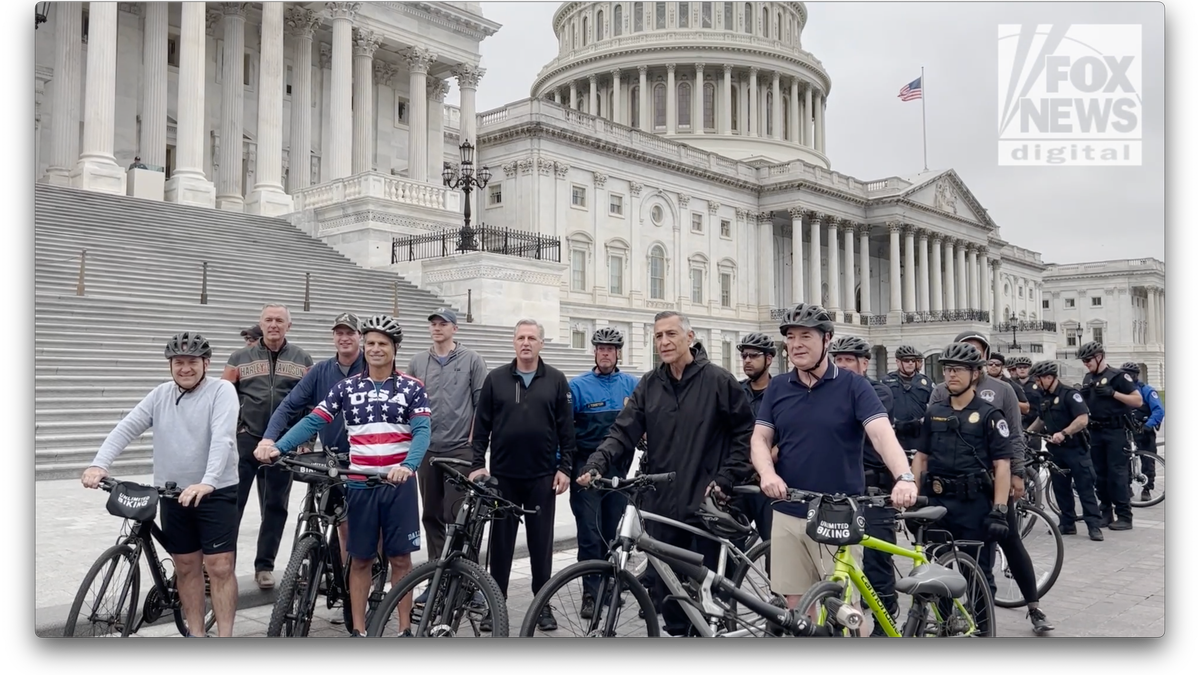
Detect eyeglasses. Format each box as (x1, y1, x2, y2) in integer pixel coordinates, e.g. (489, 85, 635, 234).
(900, 358, 921, 364)
(942, 365, 971, 376)
(987, 361, 1004, 368)
(740, 352, 764, 360)
(1082, 355, 1100, 365)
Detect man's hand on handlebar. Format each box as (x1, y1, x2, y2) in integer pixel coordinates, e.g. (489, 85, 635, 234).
(890, 480, 918, 508)
(576, 466, 600, 487)
(81, 466, 109, 489)
(468, 468, 490, 483)
(387, 466, 414, 484)
(254, 440, 281, 464)
(759, 472, 788, 501)
(1050, 432, 1066, 445)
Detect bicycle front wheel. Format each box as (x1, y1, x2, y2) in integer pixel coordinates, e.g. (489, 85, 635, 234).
(934, 549, 995, 637)
(995, 504, 1063, 608)
(520, 559, 659, 637)
(63, 544, 141, 637)
(1130, 450, 1165, 507)
(367, 558, 506, 637)
(341, 550, 388, 634)
(795, 580, 863, 637)
(268, 536, 325, 637)
(725, 539, 778, 634)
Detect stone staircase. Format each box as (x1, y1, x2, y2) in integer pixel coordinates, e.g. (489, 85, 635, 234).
(34, 183, 593, 480)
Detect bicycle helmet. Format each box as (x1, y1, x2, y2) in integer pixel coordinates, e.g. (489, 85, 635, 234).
(987, 352, 1007, 367)
(938, 342, 984, 369)
(1029, 361, 1059, 379)
(1120, 361, 1140, 374)
(894, 344, 921, 360)
(829, 335, 871, 357)
(1009, 355, 1033, 368)
(953, 330, 991, 358)
(164, 332, 212, 360)
(737, 332, 777, 356)
(697, 494, 754, 539)
(591, 326, 625, 348)
(778, 303, 835, 337)
(1075, 341, 1104, 362)
(360, 314, 404, 346)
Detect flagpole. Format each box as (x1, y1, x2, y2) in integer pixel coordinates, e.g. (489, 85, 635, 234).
(921, 66, 928, 171)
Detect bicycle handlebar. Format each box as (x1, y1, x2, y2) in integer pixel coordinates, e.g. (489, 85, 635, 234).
(98, 476, 182, 499)
(585, 471, 676, 492)
(428, 457, 540, 517)
(735, 484, 928, 509)
(272, 454, 392, 484)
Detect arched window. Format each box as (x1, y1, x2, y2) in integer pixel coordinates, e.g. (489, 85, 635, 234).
(782, 97, 789, 139)
(614, 4, 623, 35)
(572, 21, 577, 49)
(653, 82, 666, 127)
(649, 245, 666, 299)
(582, 16, 589, 45)
(597, 10, 605, 39)
(724, 2, 733, 30)
(776, 12, 781, 39)
(761, 7, 768, 35)
(743, 3, 752, 33)
(630, 85, 640, 127)
(703, 82, 715, 130)
(765, 91, 773, 136)
(678, 81, 692, 128)
(607, 88, 614, 119)
(730, 86, 738, 131)
(634, 2, 644, 31)
(655, 2, 666, 29)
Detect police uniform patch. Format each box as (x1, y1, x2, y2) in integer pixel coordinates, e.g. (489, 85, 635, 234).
(1054, 397, 1060, 405)
(921, 378, 928, 386)
(1151, 391, 1159, 399)
(1101, 378, 1107, 386)
(997, 419, 1010, 438)
(1072, 392, 1083, 403)
(968, 412, 981, 424)
(979, 389, 995, 403)
(1033, 385, 1039, 390)
(1124, 373, 1133, 382)
(623, 396, 630, 407)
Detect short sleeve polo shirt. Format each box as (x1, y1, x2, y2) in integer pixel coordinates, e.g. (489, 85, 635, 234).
(756, 361, 889, 518)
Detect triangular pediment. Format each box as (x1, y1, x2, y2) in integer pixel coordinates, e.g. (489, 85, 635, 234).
(901, 170, 994, 229)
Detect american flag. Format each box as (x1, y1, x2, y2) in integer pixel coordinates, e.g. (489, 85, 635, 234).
(898, 76, 922, 102)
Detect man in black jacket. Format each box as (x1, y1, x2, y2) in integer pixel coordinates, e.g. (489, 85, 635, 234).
(470, 319, 575, 633)
(579, 311, 755, 636)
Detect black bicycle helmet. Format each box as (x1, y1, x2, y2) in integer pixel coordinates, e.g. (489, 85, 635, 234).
(1009, 355, 1033, 368)
(1076, 341, 1104, 362)
(737, 332, 777, 356)
(988, 352, 1007, 366)
(1120, 361, 1140, 374)
(953, 330, 991, 358)
(778, 303, 834, 337)
(164, 332, 212, 360)
(1029, 360, 1059, 379)
(894, 345, 921, 360)
(360, 314, 404, 346)
(591, 327, 625, 348)
(829, 335, 871, 357)
(697, 494, 754, 539)
(939, 342, 984, 369)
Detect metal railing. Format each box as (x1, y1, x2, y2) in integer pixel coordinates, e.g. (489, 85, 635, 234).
(995, 320, 1058, 333)
(903, 310, 991, 324)
(392, 225, 561, 264)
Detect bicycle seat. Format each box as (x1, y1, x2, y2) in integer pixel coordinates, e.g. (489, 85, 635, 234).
(895, 505, 947, 525)
(894, 563, 967, 599)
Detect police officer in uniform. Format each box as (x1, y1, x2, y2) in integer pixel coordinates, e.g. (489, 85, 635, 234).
(829, 335, 897, 636)
(884, 345, 932, 455)
(911, 342, 1013, 637)
(735, 332, 779, 547)
(1077, 342, 1143, 530)
(1121, 362, 1165, 501)
(1008, 356, 1043, 452)
(1026, 360, 1104, 540)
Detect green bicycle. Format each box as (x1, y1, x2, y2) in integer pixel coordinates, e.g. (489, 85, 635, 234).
(747, 486, 995, 638)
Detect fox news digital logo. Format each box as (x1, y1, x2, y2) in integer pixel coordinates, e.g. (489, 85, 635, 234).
(998, 24, 1142, 166)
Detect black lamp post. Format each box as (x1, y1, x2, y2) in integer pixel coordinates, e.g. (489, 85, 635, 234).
(442, 139, 491, 253)
(35, 2, 50, 30)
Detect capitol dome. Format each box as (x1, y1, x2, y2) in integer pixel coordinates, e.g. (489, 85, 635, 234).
(531, 2, 831, 167)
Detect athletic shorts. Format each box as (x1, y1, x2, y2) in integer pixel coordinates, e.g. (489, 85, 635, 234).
(770, 509, 862, 597)
(346, 480, 421, 560)
(158, 485, 240, 556)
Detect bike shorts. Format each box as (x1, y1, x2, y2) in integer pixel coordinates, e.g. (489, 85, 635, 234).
(158, 485, 240, 556)
(345, 480, 421, 560)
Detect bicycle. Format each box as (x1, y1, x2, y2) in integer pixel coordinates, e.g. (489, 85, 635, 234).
(265, 453, 390, 637)
(519, 473, 829, 638)
(1032, 431, 1165, 521)
(64, 478, 216, 637)
(772, 487, 995, 638)
(364, 457, 523, 637)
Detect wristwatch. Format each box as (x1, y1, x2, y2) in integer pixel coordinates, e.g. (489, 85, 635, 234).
(994, 504, 1008, 514)
(897, 472, 915, 483)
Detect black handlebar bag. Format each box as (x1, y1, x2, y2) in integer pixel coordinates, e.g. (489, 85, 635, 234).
(105, 482, 160, 522)
(804, 495, 866, 546)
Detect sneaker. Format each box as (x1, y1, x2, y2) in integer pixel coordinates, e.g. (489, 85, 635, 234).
(349, 630, 366, 638)
(580, 595, 596, 620)
(410, 587, 431, 622)
(1109, 519, 1133, 531)
(1059, 524, 1077, 535)
(1028, 607, 1054, 634)
(1088, 526, 1105, 541)
(1100, 510, 1114, 527)
(1140, 488, 1152, 501)
(255, 570, 275, 590)
(397, 629, 413, 638)
(537, 605, 558, 632)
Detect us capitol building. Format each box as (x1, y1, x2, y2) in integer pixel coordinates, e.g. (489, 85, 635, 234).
(32, 1, 1165, 386)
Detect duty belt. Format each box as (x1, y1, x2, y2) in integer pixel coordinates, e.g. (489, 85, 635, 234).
(1088, 416, 1129, 430)
(925, 473, 992, 500)
(864, 468, 894, 490)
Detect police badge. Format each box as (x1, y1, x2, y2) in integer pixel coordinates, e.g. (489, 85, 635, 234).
(932, 478, 944, 494)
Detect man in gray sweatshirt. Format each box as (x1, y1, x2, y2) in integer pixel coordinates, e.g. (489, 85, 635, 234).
(82, 332, 241, 637)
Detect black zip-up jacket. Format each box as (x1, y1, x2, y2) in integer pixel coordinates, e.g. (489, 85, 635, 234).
(471, 358, 576, 480)
(585, 343, 755, 523)
(225, 338, 314, 438)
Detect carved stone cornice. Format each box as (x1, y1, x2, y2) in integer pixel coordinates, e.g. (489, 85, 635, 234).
(285, 7, 321, 39)
(405, 46, 437, 74)
(593, 171, 608, 187)
(886, 220, 904, 233)
(554, 162, 570, 178)
(319, 43, 332, 69)
(695, 63, 705, 73)
(205, 9, 222, 36)
(678, 194, 690, 208)
(666, 64, 676, 74)
(426, 75, 449, 100)
(629, 182, 643, 196)
(836, 217, 855, 231)
(501, 161, 518, 178)
(758, 212, 774, 224)
(708, 201, 720, 215)
(518, 157, 533, 175)
(787, 207, 805, 220)
(371, 61, 396, 86)
(637, 65, 648, 74)
(353, 28, 382, 57)
(325, 2, 361, 22)
(856, 223, 872, 237)
(805, 210, 824, 223)
(452, 64, 486, 89)
(723, 65, 733, 76)
(221, 3, 248, 18)
(536, 157, 553, 176)
(587, 74, 597, 85)
(748, 67, 759, 77)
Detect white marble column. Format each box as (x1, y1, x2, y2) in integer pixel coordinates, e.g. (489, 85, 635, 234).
(802, 84, 812, 148)
(789, 208, 805, 305)
(807, 212, 822, 306)
(991, 260, 1002, 323)
(858, 225, 872, 314)
(956, 243, 969, 311)
(426, 76, 448, 179)
(454, 64, 482, 217)
(721, 66, 732, 134)
(789, 77, 800, 144)
(1153, 288, 1163, 345)
(569, 80, 578, 110)
(140, 1, 168, 171)
(164, 3, 214, 205)
(318, 43, 332, 183)
(553, 90, 561, 105)
(216, 3, 247, 210)
(902, 225, 916, 312)
(826, 218, 840, 311)
(611, 70, 622, 125)
(980, 249, 991, 319)
(930, 233, 944, 312)
(406, 47, 435, 183)
(968, 245, 980, 310)
(286, 7, 319, 193)
(693, 64, 704, 131)
(70, 2, 124, 194)
(748, 67, 758, 138)
(43, 1, 82, 184)
(326, 2, 357, 180)
(842, 222, 856, 312)
(888, 222, 903, 316)
(815, 91, 825, 154)
(638, 66, 649, 131)
(770, 71, 781, 140)
(758, 213, 775, 309)
(351, 28, 380, 175)
(373, 61, 396, 172)
(666, 65, 676, 134)
(943, 238, 957, 310)
(588, 74, 598, 115)
(247, 2, 291, 215)
(917, 231, 930, 312)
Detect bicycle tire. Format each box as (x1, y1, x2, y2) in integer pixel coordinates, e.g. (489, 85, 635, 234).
(1130, 450, 1165, 507)
(795, 580, 863, 637)
(519, 559, 659, 637)
(341, 550, 389, 634)
(268, 536, 325, 637)
(933, 549, 995, 637)
(64, 544, 141, 637)
(995, 504, 1063, 608)
(724, 539, 776, 633)
(366, 558, 506, 637)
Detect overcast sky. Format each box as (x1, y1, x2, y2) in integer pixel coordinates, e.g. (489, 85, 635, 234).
(449, 1, 1164, 266)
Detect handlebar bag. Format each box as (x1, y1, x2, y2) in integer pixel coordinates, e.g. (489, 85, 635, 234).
(106, 481, 160, 522)
(804, 495, 865, 546)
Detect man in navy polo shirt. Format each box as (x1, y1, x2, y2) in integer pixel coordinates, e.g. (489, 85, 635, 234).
(751, 303, 918, 610)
